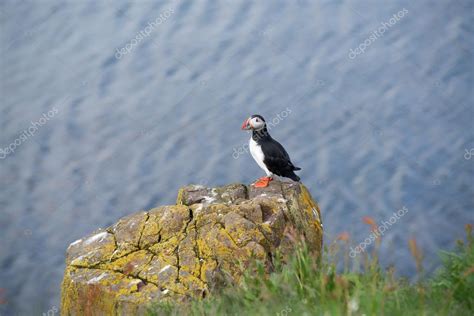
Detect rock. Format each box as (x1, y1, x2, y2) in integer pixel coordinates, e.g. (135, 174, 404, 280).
(61, 181, 323, 315)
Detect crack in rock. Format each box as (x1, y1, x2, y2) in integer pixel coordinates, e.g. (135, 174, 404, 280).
(61, 181, 323, 315)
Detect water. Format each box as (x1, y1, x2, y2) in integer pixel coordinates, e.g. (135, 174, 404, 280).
(1, 0, 473, 314)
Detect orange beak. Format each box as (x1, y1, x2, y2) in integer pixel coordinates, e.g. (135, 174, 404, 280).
(241, 118, 251, 130)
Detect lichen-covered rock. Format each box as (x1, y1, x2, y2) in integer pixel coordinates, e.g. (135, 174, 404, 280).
(61, 181, 322, 315)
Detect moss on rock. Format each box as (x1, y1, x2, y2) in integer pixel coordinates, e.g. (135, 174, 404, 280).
(61, 181, 323, 315)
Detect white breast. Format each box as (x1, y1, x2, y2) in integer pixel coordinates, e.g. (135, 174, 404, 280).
(249, 137, 272, 176)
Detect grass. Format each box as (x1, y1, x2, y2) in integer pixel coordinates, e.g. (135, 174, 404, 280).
(148, 224, 473, 316)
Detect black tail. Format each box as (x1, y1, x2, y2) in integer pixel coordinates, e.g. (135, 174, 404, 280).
(288, 171, 300, 182)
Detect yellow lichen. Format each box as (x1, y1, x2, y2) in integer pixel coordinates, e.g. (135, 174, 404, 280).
(61, 182, 323, 315)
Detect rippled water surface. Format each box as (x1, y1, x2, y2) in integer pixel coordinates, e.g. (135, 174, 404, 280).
(1, 0, 473, 314)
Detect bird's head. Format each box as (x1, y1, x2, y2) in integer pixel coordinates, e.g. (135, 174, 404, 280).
(241, 115, 266, 131)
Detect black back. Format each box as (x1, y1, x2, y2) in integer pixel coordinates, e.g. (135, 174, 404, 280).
(252, 127, 301, 181)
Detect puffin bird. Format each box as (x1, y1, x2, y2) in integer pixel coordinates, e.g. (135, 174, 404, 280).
(241, 114, 301, 187)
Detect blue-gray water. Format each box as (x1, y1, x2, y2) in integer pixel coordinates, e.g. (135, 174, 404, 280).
(1, 0, 473, 314)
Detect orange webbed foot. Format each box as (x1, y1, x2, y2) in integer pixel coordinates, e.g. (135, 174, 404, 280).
(253, 177, 273, 188)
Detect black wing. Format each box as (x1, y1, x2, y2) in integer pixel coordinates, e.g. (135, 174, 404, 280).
(261, 138, 301, 181)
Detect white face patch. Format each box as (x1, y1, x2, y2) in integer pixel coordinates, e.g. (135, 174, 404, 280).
(249, 137, 272, 176)
(249, 117, 265, 130)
